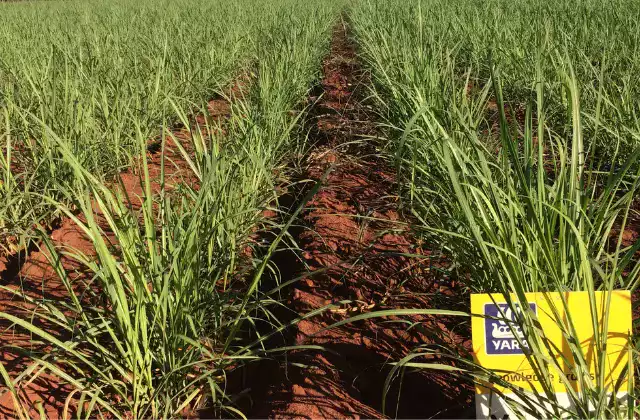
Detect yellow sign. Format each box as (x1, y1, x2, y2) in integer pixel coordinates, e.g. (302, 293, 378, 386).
(471, 291, 632, 418)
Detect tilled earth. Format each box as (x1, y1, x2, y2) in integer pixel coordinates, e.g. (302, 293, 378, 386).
(249, 18, 473, 419)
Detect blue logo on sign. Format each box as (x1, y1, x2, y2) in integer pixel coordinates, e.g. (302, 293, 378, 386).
(485, 303, 536, 355)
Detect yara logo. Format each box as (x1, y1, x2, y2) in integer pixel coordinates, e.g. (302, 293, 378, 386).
(491, 308, 524, 339)
(485, 303, 536, 355)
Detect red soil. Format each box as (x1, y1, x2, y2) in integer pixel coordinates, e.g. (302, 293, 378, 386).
(249, 20, 472, 419)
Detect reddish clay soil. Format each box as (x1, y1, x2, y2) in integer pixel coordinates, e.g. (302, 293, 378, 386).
(0, 82, 242, 418)
(248, 20, 472, 419)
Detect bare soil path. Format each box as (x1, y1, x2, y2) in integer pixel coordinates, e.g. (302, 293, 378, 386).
(250, 18, 472, 419)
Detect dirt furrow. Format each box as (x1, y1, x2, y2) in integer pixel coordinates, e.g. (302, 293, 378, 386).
(252, 19, 472, 419)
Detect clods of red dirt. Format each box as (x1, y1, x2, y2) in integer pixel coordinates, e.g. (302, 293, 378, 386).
(249, 20, 472, 419)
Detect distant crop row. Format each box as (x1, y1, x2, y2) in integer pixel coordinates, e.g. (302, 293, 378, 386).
(362, 0, 640, 156)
